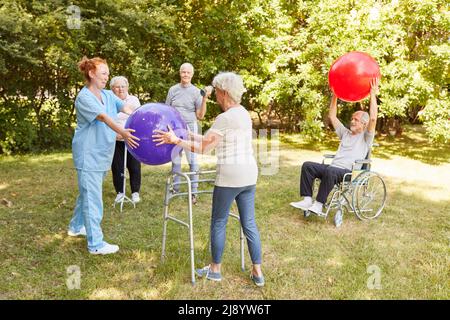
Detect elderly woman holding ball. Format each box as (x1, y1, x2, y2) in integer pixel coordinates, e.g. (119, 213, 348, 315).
(153, 72, 264, 287)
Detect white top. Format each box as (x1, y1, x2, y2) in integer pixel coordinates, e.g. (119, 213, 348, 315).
(208, 106, 258, 187)
(331, 122, 375, 170)
(115, 94, 141, 140)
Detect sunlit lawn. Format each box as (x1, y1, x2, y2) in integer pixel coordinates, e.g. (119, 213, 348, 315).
(0, 125, 449, 299)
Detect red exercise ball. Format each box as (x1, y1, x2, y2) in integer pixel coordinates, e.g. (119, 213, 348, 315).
(328, 51, 381, 102)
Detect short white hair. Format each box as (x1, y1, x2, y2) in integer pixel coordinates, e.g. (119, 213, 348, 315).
(212, 72, 246, 104)
(354, 110, 370, 125)
(110, 76, 129, 88)
(179, 63, 194, 74)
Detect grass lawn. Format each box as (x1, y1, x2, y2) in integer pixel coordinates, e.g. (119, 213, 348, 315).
(0, 125, 449, 299)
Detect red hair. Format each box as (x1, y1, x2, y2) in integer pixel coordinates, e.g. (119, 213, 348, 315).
(78, 56, 107, 82)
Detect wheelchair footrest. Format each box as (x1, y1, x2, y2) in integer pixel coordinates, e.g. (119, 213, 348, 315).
(306, 210, 327, 218)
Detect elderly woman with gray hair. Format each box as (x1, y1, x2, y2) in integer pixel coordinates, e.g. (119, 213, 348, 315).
(153, 72, 264, 287)
(110, 76, 142, 204)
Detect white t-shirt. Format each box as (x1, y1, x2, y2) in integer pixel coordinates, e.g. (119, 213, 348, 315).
(115, 94, 141, 140)
(331, 122, 375, 170)
(208, 106, 258, 187)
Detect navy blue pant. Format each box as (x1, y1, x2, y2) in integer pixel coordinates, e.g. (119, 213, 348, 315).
(300, 161, 351, 204)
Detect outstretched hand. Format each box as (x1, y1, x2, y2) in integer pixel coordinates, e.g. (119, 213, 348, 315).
(370, 77, 380, 96)
(122, 128, 140, 149)
(152, 125, 180, 146)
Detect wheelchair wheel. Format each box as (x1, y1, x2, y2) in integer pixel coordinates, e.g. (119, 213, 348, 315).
(352, 171, 386, 220)
(334, 209, 343, 228)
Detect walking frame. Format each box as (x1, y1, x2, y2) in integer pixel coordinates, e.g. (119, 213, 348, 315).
(161, 170, 245, 285)
(113, 144, 135, 212)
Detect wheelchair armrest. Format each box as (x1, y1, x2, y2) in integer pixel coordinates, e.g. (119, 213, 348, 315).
(355, 159, 372, 164)
(352, 159, 372, 172)
(322, 154, 335, 164)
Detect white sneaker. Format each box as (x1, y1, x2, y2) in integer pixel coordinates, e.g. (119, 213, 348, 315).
(290, 197, 313, 210)
(131, 192, 140, 203)
(68, 226, 86, 237)
(114, 193, 124, 203)
(308, 201, 324, 215)
(89, 243, 119, 255)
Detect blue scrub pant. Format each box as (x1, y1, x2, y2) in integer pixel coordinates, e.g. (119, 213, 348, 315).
(210, 185, 262, 264)
(172, 121, 199, 193)
(69, 169, 107, 251)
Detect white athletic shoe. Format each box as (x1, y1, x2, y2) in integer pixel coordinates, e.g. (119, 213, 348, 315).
(131, 192, 140, 203)
(290, 197, 313, 210)
(308, 201, 324, 215)
(114, 193, 124, 203)
(89, 243, 119, 255)
(67, 226, 86, 237)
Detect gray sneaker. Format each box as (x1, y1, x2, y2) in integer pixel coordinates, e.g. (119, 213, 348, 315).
(250, 273, 265, 287)
(195, 265, 222, 281)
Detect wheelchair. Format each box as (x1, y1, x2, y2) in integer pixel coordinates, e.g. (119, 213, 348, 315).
(305, 144, 387, 227)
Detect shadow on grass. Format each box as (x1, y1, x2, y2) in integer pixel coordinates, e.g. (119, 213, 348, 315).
(373, 126, 450, 165)
(280, 132, 340, 152)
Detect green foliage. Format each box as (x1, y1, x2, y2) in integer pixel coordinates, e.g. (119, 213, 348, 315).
(419, 93, 450, 143)
(0, 0, 449, 153)
(0, 99, 38, 154)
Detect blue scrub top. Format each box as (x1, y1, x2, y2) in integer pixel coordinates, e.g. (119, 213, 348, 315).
(72, 87, 124, 171)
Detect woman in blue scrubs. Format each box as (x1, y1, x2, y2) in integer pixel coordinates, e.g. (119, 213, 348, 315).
(67, 57, 140, 255)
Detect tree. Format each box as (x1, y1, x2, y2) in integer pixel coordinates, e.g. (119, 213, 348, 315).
(0, 0, 448, 153)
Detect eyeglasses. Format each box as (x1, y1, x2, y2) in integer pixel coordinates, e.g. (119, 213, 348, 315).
(113, 85, 127, 89)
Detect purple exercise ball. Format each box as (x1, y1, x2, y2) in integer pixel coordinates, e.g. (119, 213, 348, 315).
(124, 103, 187, 165)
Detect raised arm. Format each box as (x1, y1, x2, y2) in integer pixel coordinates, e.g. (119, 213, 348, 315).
(367, 77, 380, 133)
(196, 86, 213, 120)
(328, 93, 342, 130)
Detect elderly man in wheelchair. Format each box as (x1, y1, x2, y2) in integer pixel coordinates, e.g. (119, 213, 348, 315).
(290, 78, 386, 227)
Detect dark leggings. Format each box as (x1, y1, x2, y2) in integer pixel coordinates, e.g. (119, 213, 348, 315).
(111, 141, 141, 194)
